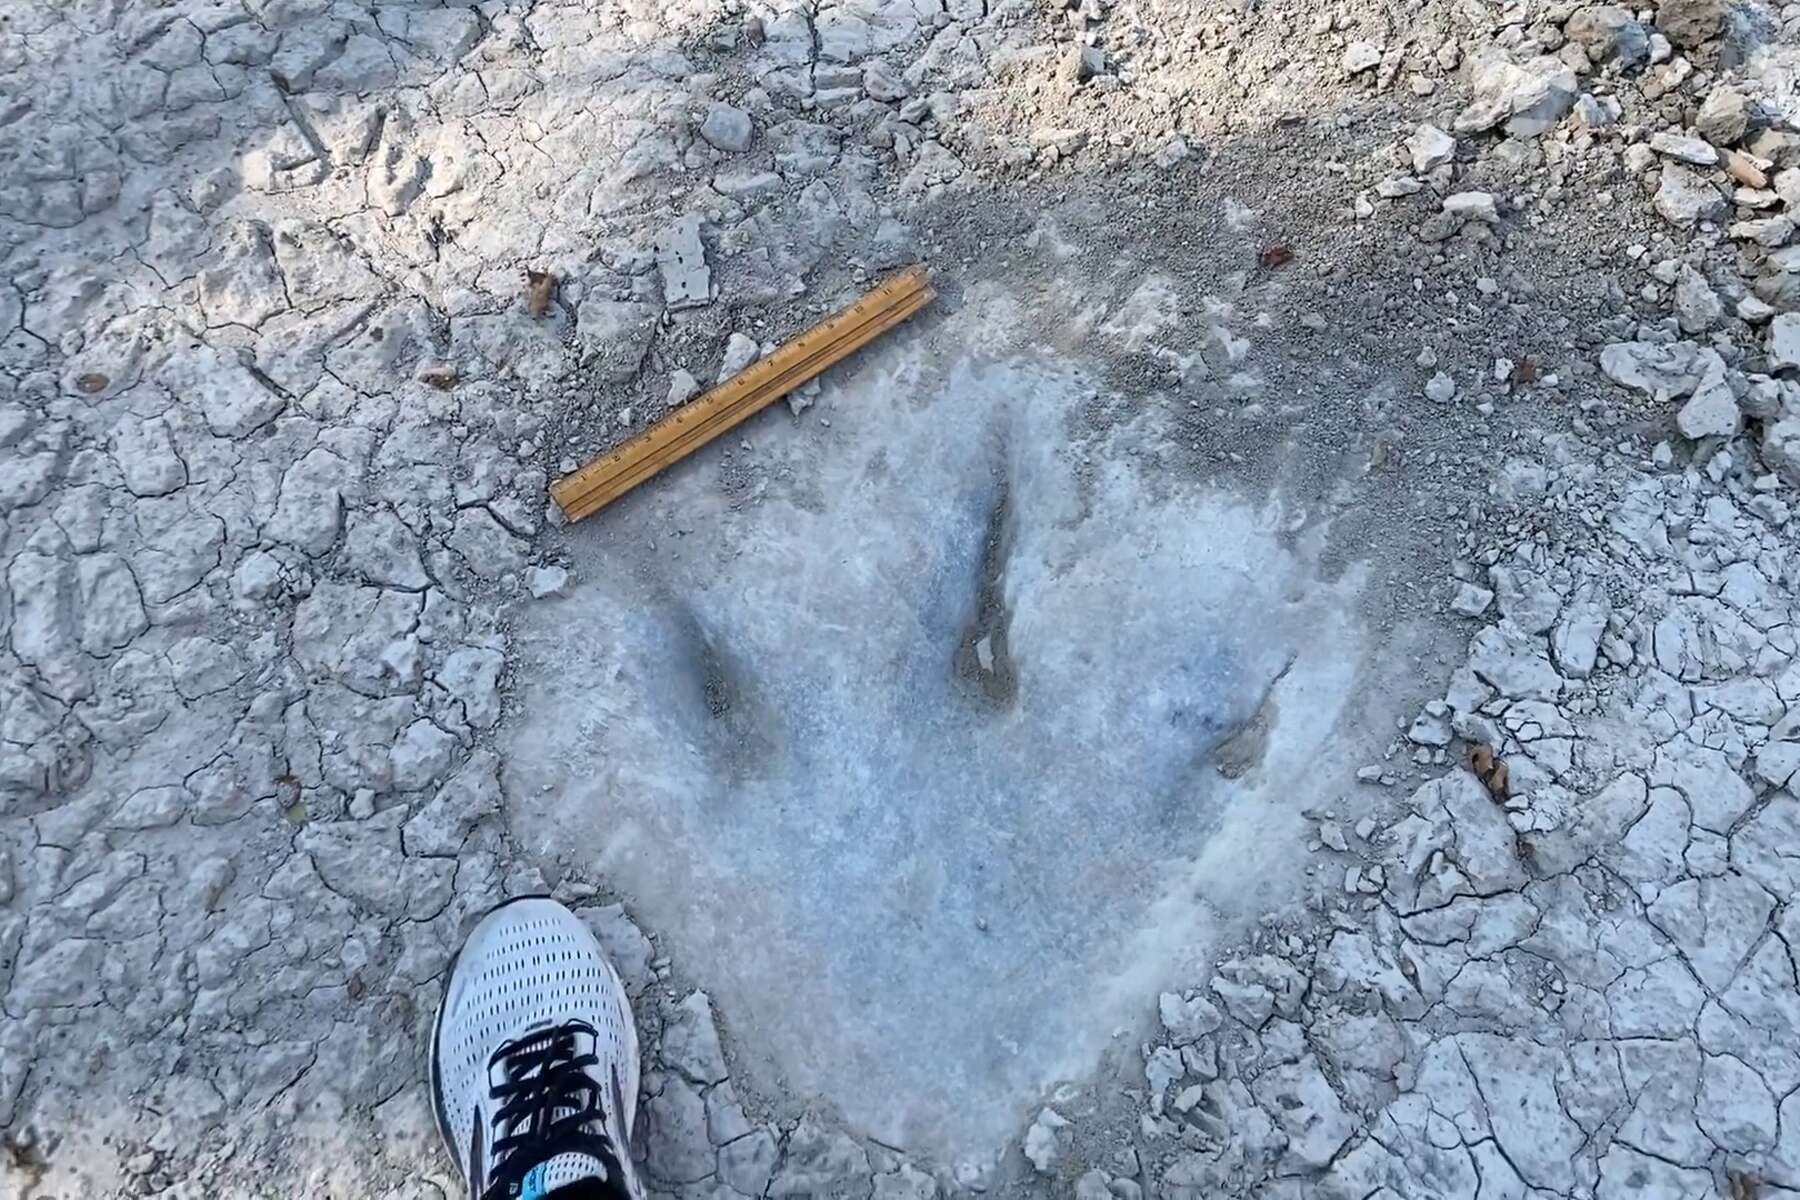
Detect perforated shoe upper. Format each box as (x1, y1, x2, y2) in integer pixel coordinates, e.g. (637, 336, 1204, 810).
(431, 897, 643, 1200)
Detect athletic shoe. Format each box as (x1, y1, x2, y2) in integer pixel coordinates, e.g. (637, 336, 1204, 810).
(431, 896, 643, 1200)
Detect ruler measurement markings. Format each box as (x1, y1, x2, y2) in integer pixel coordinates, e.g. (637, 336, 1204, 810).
(570, 292, 911, 493)
(564, 275, 922, 493)
(558, 287, 935, 519)
(551, 268, 934, 521)
(552, 275, 924, 508)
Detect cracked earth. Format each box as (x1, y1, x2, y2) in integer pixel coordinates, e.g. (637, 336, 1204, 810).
(5, 0, 1800, 1197)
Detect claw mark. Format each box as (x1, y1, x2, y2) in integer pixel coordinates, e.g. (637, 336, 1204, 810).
(1211, 655, 1296, 780)
(954, 479, 1017, 706)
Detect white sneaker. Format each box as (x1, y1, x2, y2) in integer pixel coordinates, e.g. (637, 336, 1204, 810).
(431, 896, 644, 1200)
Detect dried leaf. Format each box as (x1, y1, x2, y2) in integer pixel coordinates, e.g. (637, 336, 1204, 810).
(1510, 356, 1537, 385)
(75, 372, 109, 394)
(1258, 243, 1295, 269)
(525, 269, 557, 318)
(1469, 742, 1508, 800)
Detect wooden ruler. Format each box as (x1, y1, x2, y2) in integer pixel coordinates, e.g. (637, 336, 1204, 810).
(551, 266, 936, 523)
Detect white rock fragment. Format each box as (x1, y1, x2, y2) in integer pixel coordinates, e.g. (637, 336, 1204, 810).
(404, 751, 502, 856)
(1425, 371, 1457, 402)
(1154, 137, 1189, 169)
(816, 9, 872, 63)
(654, 215, 711, 310)
(78, 555, 147, 653)
(1600, 339, 1713, 399)
(1763, 418, 1800, 484)
(1342, 42, 1381, 74)
(974, 635, 994, 672)
(787, 376, 821, 416)
(1676, 373, 1741, 440)
(11, 941, 107, 1009)
(644, 1075, 713, 1183)
(439, 646, 505, 730)
(1729, 216, 1795, 248)
(111, 418, 186, 498)
(1654, 164, 1727, 227)
(1648, 874, 1775, 990)
(390, 719, 457, 790)
(1454, 50, 1576, 138)
(1490, 565, 1561, 634)
(1571, 93, 1616, 127)
(1769, 313, 1800, 372)
(1776, 166, 1800, 207)
(269, 446, 353, 556)
(448, 507, 528, 579)
(769, 1118, 870, 1197)
(1319, 820, 1349, 852)
(1078, 47, 1119, 87)
(720, 1132, 779, 1197)
(1468, 622, 1564, 700)
(1145, 1044, 1183, 1099)
(1250, 1056, 1355, 1171)
(301, 812, 455, 920)
(1549, 585, 1611, 680)
(719, 333, 761, 381)
(1672, 266, 1723, 334)
(1023, 1107, 1067, 1173)
(1406, 125, 1455, 174)
(662, 990, 730, 1084)
(862, 59, 908, 102)
(705, 1080, 753, 1147)
(344, 508, 429, 589)
(667, 368, 701, 406)
(1158, 991, 1222, 1044)
(700, 103, 754, 153)
(1565, 5, 1650, 66)
(1695, 84, 1750, 145)
(1649, 131, 1719, 166)
(575, 298, 657, 383)
(1442, 191, 1499, 223)
(233, 550, 285, 600)
(113, 785, 187, 829)
(1451, 583, 1494, 616)
(527, 565, 570, 598)
(1408, 701, 1453, 747)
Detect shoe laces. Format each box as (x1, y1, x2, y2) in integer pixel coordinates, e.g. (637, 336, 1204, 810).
(483, 1020, 624, 1200)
